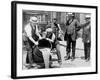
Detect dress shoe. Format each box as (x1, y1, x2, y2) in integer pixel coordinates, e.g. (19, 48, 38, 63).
(64, 56, 70, 60)
(85, 58, 90, 62)
(71, 57, 75, 61)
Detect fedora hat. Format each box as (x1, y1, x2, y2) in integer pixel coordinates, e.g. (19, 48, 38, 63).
(85, 15, 91, 19)
(30, 16, 38, 23)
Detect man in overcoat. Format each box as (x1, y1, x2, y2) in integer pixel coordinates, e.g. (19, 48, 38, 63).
(82, 15, 91, 62)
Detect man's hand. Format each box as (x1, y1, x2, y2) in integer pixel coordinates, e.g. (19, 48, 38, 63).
(39, 37, 42, 40)
(87, 40, 90, 43)
(34, 41, 38, 45)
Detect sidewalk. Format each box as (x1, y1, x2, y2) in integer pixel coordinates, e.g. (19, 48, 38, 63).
(51, 38, 91, 68)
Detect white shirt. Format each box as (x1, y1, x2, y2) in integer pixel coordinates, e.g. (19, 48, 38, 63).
(24, 23, 40, 45)
(46, 33, 55, 42)
(24, 23, 32, 37)
(24, 23, 40, 38)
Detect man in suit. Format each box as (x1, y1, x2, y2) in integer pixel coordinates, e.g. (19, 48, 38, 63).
(64, 13, 81, 61)
(51, 18, 62, 64)
(82, 15, 91, 62)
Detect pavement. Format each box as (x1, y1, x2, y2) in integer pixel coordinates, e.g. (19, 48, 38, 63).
(51, 38, 91, 68)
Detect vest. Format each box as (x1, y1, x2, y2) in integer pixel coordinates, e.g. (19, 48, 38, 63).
(31, 24, 39, 41)
(27, 24, 39, 47)
(46, 32, 53, 39)
(53, 23, 59, 33)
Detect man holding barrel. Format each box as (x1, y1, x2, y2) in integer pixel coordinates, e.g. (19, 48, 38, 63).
(24, 16, 42, 68)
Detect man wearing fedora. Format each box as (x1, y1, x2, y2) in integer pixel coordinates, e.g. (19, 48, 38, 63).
(24, 16, 42, 68)
(82, 15, 91, 62)
(64, 13, 81, 61)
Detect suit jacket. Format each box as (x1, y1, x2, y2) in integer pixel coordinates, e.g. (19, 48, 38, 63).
(65, 19, 80, 41)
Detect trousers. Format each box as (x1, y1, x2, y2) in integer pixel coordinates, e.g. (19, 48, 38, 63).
(66, 34, 76, 58)
(84, 42, 91, 59)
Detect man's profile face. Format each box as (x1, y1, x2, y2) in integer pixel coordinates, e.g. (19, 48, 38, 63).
(47, 32, 52, 35)
(85, 18, 90, 22)
(30, 17, 38, 26)
(30, 20, 38, 26)
(68, 15, 73, 20)
(53, 19, 57, 23)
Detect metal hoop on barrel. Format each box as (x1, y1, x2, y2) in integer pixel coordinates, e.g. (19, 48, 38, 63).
(38, 38, 52, 50)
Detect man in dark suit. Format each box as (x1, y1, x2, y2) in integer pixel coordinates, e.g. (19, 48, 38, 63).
(82, 15, 91, 62)
(24, 16, 43, 68)
(64, 13, 81, 61)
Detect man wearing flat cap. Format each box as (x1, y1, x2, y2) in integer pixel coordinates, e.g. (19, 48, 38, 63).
(82, 15, 91, 62)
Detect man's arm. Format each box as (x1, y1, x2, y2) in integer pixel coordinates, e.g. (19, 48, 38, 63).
(75, 19, 82, 31)
(28, 36, 38, 45)
(76, 19, 90, 31)
(81, 21, 90, 28)
(58, 24, 61, 30)
(25, 25, 38, 45)
(58, 24, 61, 31)
(35, 25, 42, 39)
(46, 33, 55, 42)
